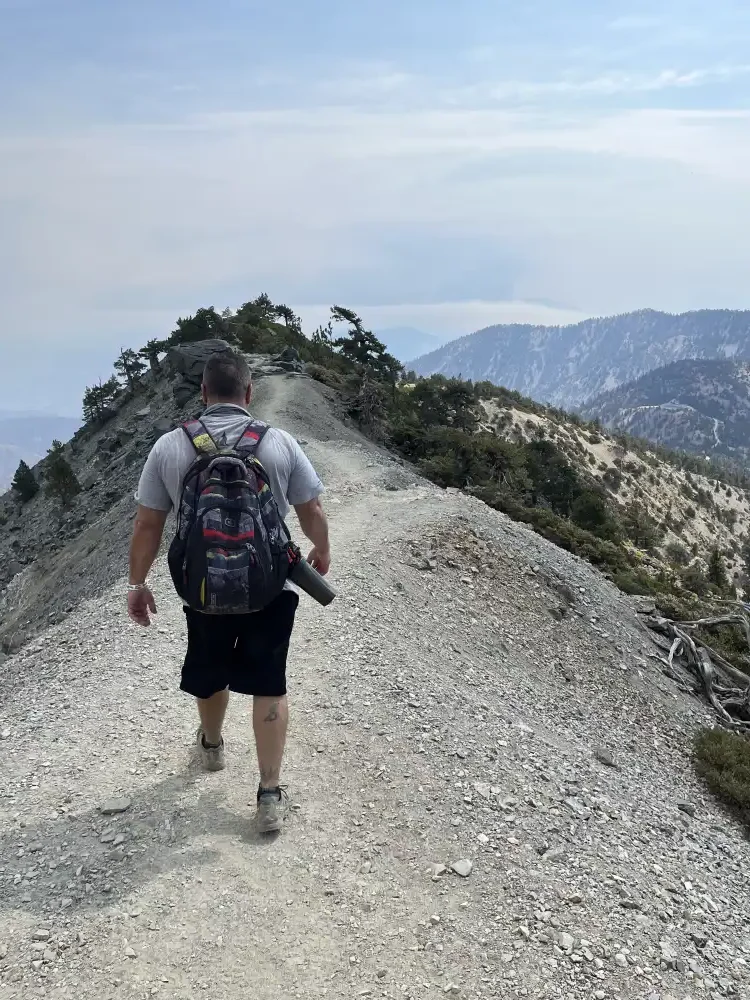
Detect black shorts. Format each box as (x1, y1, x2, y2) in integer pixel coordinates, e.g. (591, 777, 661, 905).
(181, 591, 299, 699)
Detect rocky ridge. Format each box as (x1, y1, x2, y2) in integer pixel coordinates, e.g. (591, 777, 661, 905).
(410, 309, 750, 409)
(0, 366, 749, 999)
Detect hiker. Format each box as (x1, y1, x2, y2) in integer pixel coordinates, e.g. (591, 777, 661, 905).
(127, 349, 330, 833)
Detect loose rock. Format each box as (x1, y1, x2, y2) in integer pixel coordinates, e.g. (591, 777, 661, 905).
(99, 797, 131, 815)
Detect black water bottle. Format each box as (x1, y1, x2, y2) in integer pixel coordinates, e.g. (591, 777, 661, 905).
(287, 549, 337, 606)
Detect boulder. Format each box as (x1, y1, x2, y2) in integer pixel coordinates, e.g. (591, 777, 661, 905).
(269, 346, 305, 373)
(167, 339, 235, 407)
(167, 339, 234, 382)
(173, 379, 200, 407)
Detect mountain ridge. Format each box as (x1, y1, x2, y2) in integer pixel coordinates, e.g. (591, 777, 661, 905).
(410, 308, 750, 408)
(581, 357, 750, 465)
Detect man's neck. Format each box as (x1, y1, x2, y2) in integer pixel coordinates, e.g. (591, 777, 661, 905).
(204, 400, 249, 413)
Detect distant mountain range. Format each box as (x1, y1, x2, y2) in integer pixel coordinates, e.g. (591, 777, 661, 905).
(410, 309, 750, 408)
(374, 326, 447, 363)
(0, 414, 81, 491)
(580, 359, 750, 464)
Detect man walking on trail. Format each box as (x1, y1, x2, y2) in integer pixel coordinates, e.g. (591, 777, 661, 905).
(127, 349, 330, 833)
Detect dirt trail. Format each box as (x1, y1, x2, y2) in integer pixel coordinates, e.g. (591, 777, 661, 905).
(1, 375, 749, 1000)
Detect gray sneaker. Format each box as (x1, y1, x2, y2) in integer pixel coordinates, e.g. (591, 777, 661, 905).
(256, 786, 287, 833)
(196, 728, 226, 772)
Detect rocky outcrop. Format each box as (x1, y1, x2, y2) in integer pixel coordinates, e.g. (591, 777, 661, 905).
(167, 339, 234, 406)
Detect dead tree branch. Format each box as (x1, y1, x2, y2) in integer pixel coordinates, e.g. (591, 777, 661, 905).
(642, 607, 750, 730)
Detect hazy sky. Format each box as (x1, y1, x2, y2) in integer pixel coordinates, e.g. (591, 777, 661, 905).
(2, 0, 750, 414)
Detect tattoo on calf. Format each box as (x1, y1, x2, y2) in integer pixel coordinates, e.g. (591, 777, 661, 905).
(264, 702, 280, 723)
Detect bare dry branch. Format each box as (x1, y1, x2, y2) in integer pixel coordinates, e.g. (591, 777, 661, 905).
(644, 608, 750, 729)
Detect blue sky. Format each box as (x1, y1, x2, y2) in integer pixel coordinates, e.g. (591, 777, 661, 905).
(2, 0, 750, 412)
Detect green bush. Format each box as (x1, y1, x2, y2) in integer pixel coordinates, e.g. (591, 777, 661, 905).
(681, 561, 711, 597)
(602, 467, 623, 491)
(694, 727, 750, 822)
(665, 541, 690, 567)
(611, 569, 657, 595)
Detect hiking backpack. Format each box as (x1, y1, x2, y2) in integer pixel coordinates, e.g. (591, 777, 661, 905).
(167, 418, 294, 613)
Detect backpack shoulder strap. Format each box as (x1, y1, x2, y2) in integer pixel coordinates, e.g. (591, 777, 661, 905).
(234, 419, 270, 458)
(181, 419, 219, 455)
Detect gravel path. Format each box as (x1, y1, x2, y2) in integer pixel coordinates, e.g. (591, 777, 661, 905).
(1, 375, 749, 1000)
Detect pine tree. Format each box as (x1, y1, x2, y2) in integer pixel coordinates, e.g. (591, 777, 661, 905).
(11, 460, 39, 503)
(330, 306, 402, 384)
(114, 348, 147, 388)
(139, 338, 168, 374)
(250, 293, 278, 323)
(708, 547, 728, 592)
(169, 307, 227, 344)
(276, 304, 301, 332)
(44, 440, 81, 507)
(311, 321, 334, 350)
(82, 377, 120, 423)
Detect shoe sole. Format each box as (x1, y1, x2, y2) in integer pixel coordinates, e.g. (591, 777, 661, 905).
(257, 816, 283, 834)
(200, 758, 226, 772)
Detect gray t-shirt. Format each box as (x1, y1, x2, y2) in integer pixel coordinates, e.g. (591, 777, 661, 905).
(136, 403, 324, 516)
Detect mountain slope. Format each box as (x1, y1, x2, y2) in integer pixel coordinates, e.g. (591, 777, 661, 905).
(2, 371, 750, 998)
(411, 308, 750, 408)
(581, 359, 750, 463)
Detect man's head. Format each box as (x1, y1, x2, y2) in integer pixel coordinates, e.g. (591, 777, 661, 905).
(201, 350, 252, 407)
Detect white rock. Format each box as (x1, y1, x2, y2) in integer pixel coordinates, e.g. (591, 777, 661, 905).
(450, 859, 473, 878)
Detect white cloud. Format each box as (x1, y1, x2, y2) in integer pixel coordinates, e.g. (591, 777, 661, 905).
(488, 65, 750, 101)
(3, 97, 750, 358)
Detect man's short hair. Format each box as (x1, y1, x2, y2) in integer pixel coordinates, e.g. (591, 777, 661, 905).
(202, 350, 251, 400)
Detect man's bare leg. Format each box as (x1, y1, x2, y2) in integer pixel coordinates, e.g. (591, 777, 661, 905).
(196, 688, 229, 746)
(253, 695, 289, 789)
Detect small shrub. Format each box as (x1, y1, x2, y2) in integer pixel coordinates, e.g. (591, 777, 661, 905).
(611, 569, 656, 595)
(305, 364, 347, 390)
(602, 467, 623, 492)
(694, 727, 750, 822)
(681, 561, 711, 597)
(665, 541, 690, 567)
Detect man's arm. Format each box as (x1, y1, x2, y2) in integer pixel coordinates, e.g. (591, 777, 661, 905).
(128, 505, 169, 625)
(294, 497, 330, 575)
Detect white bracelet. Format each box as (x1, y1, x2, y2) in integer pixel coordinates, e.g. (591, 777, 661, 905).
(128, 583, 149, 592)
